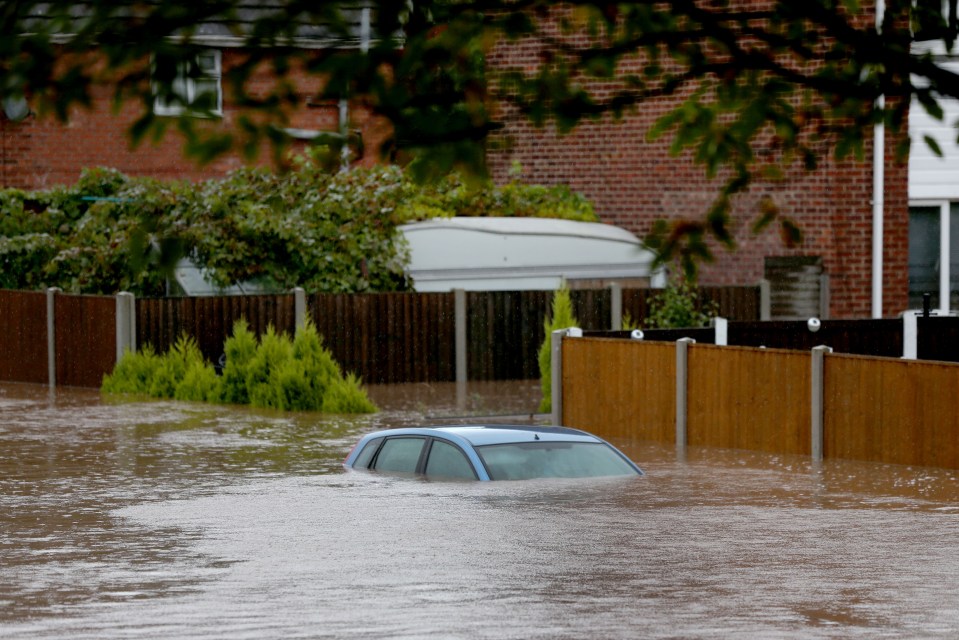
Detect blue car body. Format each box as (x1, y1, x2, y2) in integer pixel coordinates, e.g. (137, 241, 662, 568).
(344, 425, 644, 481)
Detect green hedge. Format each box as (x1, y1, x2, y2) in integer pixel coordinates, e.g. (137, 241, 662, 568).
(102, 319, 376, 414)
(1, 162, 597, 295)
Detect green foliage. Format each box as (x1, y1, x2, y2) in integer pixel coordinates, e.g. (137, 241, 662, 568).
(3, 1, 956, 277)
(538, 287, 579, 414)
(0, 164, 596, 295)
(101, 318, 376, 414)
(220, 320, 258, 405)
(645, 277, 719, 329)
(101, 345, 163, 396)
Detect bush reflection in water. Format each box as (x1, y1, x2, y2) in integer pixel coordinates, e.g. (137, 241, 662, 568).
(3, 380, 959, 639)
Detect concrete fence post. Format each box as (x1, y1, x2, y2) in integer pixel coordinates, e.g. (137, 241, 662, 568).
(610, 282, 623, 331)
(675, 337, 696, 453)
(819, 274, 831, 320)
(115, 291, 136, 361)
(759, 279, 772, 321)
(902, 311, 918, 359)
(293, 287, 307, 333)
(46, 287, 60, 390)
(811, 345, 833, 462)
(454, 289, 467, 408)
(713, 316, 728, 346)
(550, 327, 582, 426)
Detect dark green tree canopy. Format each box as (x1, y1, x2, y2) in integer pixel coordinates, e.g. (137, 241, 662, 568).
(4, 1, 959, 268)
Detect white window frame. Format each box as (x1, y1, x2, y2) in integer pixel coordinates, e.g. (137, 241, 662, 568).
(910, 199, 953, 313)
(152, 49, 223, 117)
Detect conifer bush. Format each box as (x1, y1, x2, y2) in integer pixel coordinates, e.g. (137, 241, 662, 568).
(101, 319, 376, 414)
(538, 287, 579, 414)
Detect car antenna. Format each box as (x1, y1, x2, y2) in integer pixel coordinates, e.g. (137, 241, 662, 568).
(534, 434, 540, 440)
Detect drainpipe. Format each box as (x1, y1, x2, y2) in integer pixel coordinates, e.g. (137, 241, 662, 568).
(871, 1, 886, 318)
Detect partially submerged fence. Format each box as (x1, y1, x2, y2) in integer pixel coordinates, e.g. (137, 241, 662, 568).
(556, 335, 959, 469)
(6, 283, 947, 390)
(0, 285, 759, 388)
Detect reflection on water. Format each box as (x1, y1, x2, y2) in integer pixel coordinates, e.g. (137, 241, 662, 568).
(3, 381, 959, 638)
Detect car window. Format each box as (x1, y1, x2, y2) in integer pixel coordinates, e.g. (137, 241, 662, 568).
(476, 441, 639, 480)
(372, 437, 426, 474)
(424, 440, 477, 480)
(352, 437, 383, 469)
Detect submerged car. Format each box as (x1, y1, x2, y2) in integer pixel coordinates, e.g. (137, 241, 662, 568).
(343, 425, 644, 481)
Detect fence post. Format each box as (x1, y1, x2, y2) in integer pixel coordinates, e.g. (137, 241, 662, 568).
(811, 345, 833, 462)
(675, 337, 696, 453)
(550, 327, 582, 425)
(819, 274, 831, 320)
(902, 311, 918, 359)
(759, 279, 772, 321)
(454, 289, 467, 408)
(293, 287, 307, 333)
(610, 282, 623, 331)
(713, 316, 728, 346)
(46, 287, 60, 390)
(115, 291, 136, 361)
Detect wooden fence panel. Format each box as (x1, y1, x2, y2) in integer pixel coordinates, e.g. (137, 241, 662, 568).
(917, 317, 959, 362)
(824, 354, 959, 468)
(137, 295, 296, 366)
(0, 289, 47, 384)
(727, 319, 902, 357)
(562, 338, 676, 442)
(55, 294, 116, 388)
(621, 286, 760, 325)
(467, 291, 551, 381)
(311, 292, 456, 384)
(687, 345, 810, 455)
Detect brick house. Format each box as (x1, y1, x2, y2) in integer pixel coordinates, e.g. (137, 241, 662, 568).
(0, 6, 390, 189)
(4, 2, 956, 319)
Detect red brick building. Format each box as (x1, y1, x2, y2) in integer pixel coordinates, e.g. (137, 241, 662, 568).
(482, 5, 910, 320)
(1, 3, 911, 319)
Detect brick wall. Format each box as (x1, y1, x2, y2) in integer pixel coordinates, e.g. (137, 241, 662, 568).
(483, 5, 909, 319)
(0, 49, 390, 191)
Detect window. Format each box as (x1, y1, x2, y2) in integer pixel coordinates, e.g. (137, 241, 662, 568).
(371, 437, 425, 474)
(352, 437, 383, 469)
(908, 203, 959, 308)
(424, 440, 476, 480)
(153, 50, 222, 117)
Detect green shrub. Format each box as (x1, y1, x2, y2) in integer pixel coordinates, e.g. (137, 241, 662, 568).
(323, 372, 378, 414)
(645, 277, 719, 329)
(174, 360, 222, 403)
(101, 345, 162, 395)
(221, 319, 258, 404)
(148, 335, 206, 398)
(102, 319, 376, 414)
(538, 287, 578, 414)
(1, 163, 597, 295)
(245, 325, 295, 409)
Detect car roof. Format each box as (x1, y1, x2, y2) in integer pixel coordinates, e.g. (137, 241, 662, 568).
(360, 425, 603, 447)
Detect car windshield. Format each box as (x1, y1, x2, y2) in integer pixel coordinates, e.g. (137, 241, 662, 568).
(475, 441, 639, 480)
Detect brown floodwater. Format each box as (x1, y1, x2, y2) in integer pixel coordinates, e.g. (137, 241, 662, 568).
(3, 380, 959, 638)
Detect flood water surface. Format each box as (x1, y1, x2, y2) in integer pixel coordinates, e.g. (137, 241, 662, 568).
(3, 381, 959, 638)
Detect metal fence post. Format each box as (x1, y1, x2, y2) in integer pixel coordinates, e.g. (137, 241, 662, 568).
(811, 345, 833, 462)
(675, 337, 696, 453)
(115, 291, 136, 361)
(46, 287, 60, 389)
(610, 282, 623, 331)
(293, 287, 307, 333)
(454, 289, 467, 408)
